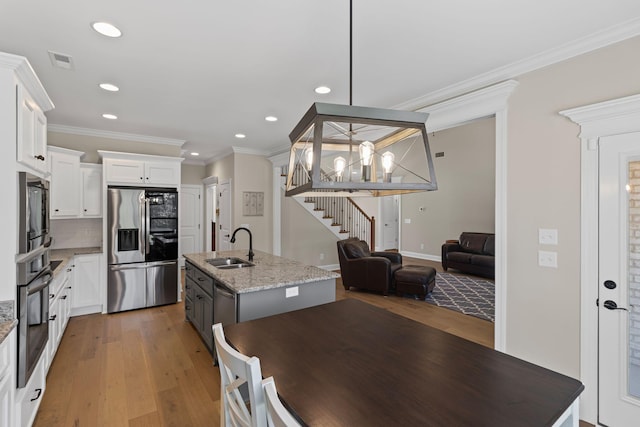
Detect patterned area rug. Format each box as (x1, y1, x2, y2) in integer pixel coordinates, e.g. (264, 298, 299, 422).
(424, 273, 495, 322)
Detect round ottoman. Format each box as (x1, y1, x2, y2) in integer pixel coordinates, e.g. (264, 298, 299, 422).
(394, 265, 437, 299)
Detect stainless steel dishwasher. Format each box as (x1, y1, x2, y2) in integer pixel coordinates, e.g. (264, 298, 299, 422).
(214, 281, 237, 325)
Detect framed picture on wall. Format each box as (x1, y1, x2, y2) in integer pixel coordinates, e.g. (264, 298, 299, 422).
(243, 191, 264, 216)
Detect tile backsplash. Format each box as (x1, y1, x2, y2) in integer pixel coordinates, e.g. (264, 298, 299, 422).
(50, 218, 102, 249)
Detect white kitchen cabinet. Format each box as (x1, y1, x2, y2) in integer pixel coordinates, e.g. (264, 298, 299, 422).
(100, 150, 183, 187)
(0, 329, 15, 427)
(49, 146, 82, 218)
(80, 163, 102, 217)
(16, 84, 49, 175)
(14, 354, 45, 427)
(46, 263, 73, 374)
(71, 253, 102, 316)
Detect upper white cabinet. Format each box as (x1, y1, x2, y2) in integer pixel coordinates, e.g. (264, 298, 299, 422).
(17, 85, 48, 174)
(48, 146, 103, 219)
(80, 163, 102, 217)
(99, 150, 183, 187)
(49, 146, 82, 217)
(5, 53, 55, 177)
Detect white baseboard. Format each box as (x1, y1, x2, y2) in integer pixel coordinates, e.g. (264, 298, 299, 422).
(400, 251, 441, 263)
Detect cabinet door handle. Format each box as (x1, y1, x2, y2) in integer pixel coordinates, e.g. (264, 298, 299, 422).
(61, 295, 67, 300)
(55, 209, 59, 212)
(49, 293, 55, 299)
(34, 155, 45, 161)
(49, 314, 57, 321)
(30, 388, 42, 401)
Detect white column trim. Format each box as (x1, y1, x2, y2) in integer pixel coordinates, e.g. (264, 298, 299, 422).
(272, 166, 282, 255)
(560, 92, 640, 424)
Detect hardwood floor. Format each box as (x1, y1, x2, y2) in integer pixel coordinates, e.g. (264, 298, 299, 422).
(35, 259, 592, 426)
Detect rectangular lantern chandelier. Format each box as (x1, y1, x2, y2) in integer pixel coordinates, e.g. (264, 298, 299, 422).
(285, 102, 438, 197)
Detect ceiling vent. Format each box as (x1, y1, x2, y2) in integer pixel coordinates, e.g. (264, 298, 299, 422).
(48, 50, 74, 70)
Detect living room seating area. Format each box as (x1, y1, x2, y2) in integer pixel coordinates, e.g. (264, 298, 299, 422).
(441, 232, 495, 279)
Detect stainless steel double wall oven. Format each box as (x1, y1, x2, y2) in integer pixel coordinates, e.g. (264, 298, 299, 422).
(16, 172, 52, 388)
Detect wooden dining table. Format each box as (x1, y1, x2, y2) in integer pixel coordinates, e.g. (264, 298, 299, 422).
(223, 299, 584, 426)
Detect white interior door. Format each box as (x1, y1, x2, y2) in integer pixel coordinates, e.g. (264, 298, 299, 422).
(218, 180, 232, 251)
(380, 195, 399, 250)
(179, 185, 202, 267)
(599, 132, 640, 426)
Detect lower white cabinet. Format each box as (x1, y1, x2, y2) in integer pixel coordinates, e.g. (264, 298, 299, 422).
(71, 254, 102, 316)
(46, 267, 72, 373)
(0, 329, 15, 427)
(15, 354, 46, 427)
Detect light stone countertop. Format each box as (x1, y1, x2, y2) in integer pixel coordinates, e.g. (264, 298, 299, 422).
(50, 247, 102, 277)
(183, 250, 339, 294)
(0, 300, 16, 345)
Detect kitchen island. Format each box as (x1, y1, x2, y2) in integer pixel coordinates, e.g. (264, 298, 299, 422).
(183, 250, 338, 352)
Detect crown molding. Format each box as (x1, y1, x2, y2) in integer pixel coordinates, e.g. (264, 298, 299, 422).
(560, 93, 640, 139)
(231, 146, 269, 156)
(395, 17, 640, 111)
(0, 52, 54, 111)
(47, 124, 186, 147)
(182, 158, 206, 166)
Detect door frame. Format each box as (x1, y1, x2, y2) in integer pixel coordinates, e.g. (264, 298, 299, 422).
(217, 179, 232, 251)
(378, 194, 400, 251)
(203, 176, 218, 251)
(561, 93, 640, 424)
(179, 184, 203, 266)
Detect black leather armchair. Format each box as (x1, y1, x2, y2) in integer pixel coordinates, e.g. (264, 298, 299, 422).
(337, 238, 403, 295)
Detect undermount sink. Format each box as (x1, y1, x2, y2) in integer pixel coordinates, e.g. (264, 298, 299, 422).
(206, 257, 254, 269)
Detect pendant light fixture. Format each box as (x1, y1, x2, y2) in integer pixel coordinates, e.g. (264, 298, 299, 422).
(285, 0, 437, 197)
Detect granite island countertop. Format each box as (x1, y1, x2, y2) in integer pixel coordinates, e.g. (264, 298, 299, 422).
(0, 300, 16, 345)
(183, 250, 339, 294)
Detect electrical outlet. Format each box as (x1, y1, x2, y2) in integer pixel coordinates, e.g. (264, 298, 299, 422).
(538, 250, 558, 268)
(420, 243, 424, 250)
(539, 228, 558, 245)
(404, 218, 411, 224)
(319, 253, 325, 260)
(285, 287, 299, 298)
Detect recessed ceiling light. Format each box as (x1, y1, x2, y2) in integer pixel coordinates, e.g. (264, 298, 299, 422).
(315, 86, 331, 94)
(190, 152, 200, 156)
(102, 113, 118, 120)
(265, 116, 278, 122)
(91, 21, 122, 38)
(99, 83, 119, 92)
(235, 133, 246, 139)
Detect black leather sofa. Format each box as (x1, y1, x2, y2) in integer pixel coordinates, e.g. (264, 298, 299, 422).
(441, 232, 495, 279)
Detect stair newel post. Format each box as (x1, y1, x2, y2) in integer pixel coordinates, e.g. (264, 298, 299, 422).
(370, 216, 375, 250)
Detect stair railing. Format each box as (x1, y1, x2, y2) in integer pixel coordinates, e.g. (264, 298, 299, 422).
(284, 164, 376, 248)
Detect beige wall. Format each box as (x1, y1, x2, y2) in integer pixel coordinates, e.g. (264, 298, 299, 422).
(401, 117, 495, 256)
(281, 192, 340, 266)
(505, 35, 640, 378)
(205, 153, 234, 183)
(181, 163, 206, 185)
(47, 132, 181, 163)
(203, 153, 272, 253)
(231, 153, 273, 253)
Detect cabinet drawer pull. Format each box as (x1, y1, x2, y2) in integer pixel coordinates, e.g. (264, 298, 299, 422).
(49, 314, 57, 321)
(49, 293, 55, 299)
(30, 388, 42, 401)
(61, 295, 67, 300)
(34, 155, 45, 161)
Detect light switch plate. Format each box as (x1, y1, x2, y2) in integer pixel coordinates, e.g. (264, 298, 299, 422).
(539, 228, 558, 245)
(285, 287, 299, 298)
(538, 250, 558, 268)
(404, 218, 411, 224)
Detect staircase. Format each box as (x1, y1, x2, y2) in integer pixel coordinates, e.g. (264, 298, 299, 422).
(283, 165, 376, 248)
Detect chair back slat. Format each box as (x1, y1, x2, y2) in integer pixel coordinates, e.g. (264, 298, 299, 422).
(213, 323, 267, 427)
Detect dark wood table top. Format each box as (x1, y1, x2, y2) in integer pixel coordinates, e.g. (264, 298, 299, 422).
(224, 299, 583, 427)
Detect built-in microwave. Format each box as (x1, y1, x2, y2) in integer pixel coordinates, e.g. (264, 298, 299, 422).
(18, 172, 50, 255)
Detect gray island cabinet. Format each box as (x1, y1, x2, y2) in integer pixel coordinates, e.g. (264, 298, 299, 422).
(183, 250, 338, 353)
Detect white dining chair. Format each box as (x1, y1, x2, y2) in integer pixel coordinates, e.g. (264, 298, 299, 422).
(213, 323, 266, 427)
(262, 377, 302, 427)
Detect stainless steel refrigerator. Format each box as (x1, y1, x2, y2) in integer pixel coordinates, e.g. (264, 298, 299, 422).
(107, 187, 179, 313)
